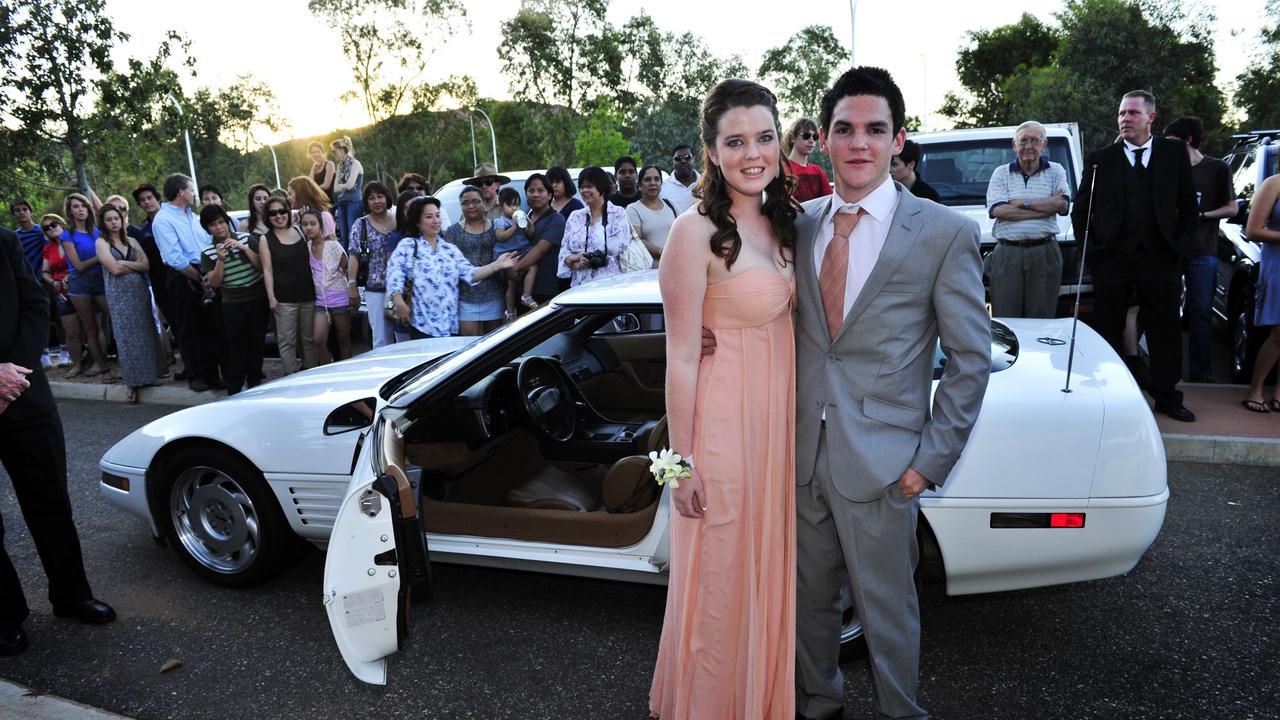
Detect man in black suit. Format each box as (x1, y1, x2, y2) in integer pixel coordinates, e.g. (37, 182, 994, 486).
(0, 227, 115, 656)
(1073, 90, 1198, 421)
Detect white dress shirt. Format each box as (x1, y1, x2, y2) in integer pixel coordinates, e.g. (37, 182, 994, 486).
(1123, 137, 1153, 168)
(660, 172, 700, 214)
(813, 175, 901, 317)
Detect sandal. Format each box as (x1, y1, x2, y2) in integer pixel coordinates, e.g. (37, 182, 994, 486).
(1269, 399, 1280, 413)
(125, 387, 139, 405)
(67, 366, 85, 378)
(84, 366, 106, 377)
(1241, 399, 1270, 413)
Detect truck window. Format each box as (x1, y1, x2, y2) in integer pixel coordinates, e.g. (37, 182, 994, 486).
(917, 137, 1077, 207)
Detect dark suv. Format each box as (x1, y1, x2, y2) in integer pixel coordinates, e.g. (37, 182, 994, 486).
(1215, 130, 1279, 382)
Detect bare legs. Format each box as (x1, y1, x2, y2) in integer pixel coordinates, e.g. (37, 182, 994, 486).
(1245, 326, 1280, 406)
(69, 295, 110, 374)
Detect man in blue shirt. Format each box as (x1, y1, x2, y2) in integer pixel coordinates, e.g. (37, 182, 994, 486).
(152, 174, 224, 392)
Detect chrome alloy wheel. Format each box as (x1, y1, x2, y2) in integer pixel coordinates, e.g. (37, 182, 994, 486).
(169, 465, 261, 575)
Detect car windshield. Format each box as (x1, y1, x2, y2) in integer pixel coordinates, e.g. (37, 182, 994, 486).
(919, 137, 1077, 207)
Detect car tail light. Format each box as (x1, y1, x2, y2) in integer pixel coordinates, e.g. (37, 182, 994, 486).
(1050, 513, 1085, 528)
(990, 512, 1086, 528)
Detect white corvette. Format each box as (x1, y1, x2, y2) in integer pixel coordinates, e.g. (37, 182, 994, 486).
(100, 271, 1168, 684)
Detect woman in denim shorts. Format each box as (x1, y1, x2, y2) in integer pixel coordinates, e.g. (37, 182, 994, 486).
(61, 193, 112, 377)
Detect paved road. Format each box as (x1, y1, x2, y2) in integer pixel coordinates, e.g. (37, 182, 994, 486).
(0, 400, 1276, 719)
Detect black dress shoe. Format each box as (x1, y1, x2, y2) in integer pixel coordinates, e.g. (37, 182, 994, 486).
(1154, 403, 1196, 422)
(53, 599, 117, 625)
(0, 624, 28, 656)
(188, 378, 209, 392)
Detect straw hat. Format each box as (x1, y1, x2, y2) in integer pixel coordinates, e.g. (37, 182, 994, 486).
(462, 163, 511, 187)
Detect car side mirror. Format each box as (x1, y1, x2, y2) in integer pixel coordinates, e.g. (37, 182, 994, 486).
(324, 398, 377, 435)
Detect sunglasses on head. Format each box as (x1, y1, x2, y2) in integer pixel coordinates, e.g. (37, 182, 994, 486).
(799, 131, 818, 141)
(267, 208, 290, 218)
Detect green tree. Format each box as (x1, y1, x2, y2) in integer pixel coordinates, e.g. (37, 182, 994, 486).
(940, 0, 1227, 151)
(309, 0, 467, 124)
(940, 13, 1061, 128)
(1235, 0, 1280, 131)
(575, 102, 631, 167)
(758, 25, 851, 120)
(498, 0, 613, 115)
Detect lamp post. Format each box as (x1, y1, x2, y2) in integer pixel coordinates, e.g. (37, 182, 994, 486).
(472, 107, 499, 172)
(848, 0, 858, 65)
(266, 143, 281, 189)
(166, 92, 198, 197)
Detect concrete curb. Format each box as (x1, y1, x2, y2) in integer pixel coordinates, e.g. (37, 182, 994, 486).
(0, 678, 132, 720)
(1161, 433, 1280, 467)
(49, 381, 213, 408)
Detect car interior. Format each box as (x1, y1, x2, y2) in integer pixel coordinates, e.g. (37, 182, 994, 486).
(400, 309, 669, 549)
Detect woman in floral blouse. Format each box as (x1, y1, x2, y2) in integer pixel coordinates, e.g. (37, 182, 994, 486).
(558, 166, 634, 287)
(386, 196, 517, 339)
(346, 181, 397, 348)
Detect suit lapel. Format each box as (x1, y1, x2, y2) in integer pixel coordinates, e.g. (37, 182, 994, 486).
(798, 196, 833, 336)
(834, 187, 922, 340)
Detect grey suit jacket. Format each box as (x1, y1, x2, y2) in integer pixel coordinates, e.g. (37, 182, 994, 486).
(795, 183, 990, 502)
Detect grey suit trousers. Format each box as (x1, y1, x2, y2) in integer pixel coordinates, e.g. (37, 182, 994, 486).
(796, 428, 926, 720)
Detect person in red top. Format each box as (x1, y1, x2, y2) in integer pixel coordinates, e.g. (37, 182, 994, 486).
(785, 117, 832, 202)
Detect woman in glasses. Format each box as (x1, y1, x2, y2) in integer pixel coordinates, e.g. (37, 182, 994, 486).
(259, 196, 317, 374)
(784, 117, 832, 203)
(38, 214, 80, 369)
(445, 186, 506, 335)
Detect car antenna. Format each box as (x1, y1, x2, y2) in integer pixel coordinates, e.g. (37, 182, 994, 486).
(1063, 164, 1098, 394)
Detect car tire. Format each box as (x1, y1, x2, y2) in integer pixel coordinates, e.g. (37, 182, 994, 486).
(1229, 290, 1258, 385)
(157, 447, 305, 587)
(839, 605, 867, 661)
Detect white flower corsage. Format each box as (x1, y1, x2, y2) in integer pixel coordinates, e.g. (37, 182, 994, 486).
(648, 448, 693, 489)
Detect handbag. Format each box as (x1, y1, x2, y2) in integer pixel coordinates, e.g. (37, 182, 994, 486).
(384, 238, 418, 322)
(619, 232, 652, 273)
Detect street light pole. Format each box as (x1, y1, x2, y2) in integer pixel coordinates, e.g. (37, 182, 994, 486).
(266, 144, 281, 189)
(472, 107, 499, 172)
(848, 0, 858, 65)
(166, 92, 198, 198)
(468, 114, 478, 169)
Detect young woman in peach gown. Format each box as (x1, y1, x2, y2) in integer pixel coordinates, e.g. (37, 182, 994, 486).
(650, 78, 800, 720)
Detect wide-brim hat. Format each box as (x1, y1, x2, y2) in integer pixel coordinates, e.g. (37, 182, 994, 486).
(463, 163, 511, 187)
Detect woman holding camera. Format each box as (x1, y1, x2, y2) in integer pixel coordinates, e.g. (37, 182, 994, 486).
(557, 166, 634, 287)
(387, 196, 517, 339)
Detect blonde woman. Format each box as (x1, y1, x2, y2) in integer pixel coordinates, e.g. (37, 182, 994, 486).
(330, 136, 365, 245)
(287, 175, 337, 238)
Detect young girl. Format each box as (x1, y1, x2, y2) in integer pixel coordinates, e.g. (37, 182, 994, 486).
(302, 209, 351, 364)
(492, 187, 539, 320)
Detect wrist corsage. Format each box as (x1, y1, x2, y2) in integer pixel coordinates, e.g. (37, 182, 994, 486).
(648, 448, 693, 489)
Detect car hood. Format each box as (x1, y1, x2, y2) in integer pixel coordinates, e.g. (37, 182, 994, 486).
(230, 336, 476, 401)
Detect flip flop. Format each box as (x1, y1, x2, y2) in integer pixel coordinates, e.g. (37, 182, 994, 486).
(1241, 399, 1270, 413)
(1268, 399, 1280, 413)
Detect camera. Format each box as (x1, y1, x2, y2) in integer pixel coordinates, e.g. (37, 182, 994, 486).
(583, 250, 607, 269)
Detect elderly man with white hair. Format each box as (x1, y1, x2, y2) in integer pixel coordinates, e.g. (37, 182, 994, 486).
(985, 120, 1070, 318)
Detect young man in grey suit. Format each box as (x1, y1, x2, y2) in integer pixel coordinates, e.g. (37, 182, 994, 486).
(794, 67, 990, 720)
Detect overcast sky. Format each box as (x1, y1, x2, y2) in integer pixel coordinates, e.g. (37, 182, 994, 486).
(108, 0, 1264, 144)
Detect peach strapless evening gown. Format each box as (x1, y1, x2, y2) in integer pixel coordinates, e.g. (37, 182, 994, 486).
(650, 268, 796, 720)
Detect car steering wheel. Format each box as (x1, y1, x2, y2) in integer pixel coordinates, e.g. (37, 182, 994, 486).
(516, 356, 576, 442)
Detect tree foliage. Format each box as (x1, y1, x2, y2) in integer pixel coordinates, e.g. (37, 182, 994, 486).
(575, 102, 632, 168)
(758, 25, 851, 120)
(1235, 0, 1280, 131)
(940, 0, 1227, 151)
(309, 0, 467, 125)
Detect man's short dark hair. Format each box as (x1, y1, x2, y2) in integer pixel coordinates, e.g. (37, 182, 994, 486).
(200, 184, 223, 201)
(1162, 116, 1204, 149)
(1122, 89, 1156, 113)
(898, 139, 922, 169)
(614, 155, 638, 173)
(671, 144, 693, 157)
(198, 203, 231, 231)
(162, 174, 192, 202)
(131, 183, 160, 203)
(820, 66, 906, 136)
(9, 199, 31, 213)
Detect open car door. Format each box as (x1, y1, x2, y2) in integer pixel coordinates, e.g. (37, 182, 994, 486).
(323, 418, 430, 684)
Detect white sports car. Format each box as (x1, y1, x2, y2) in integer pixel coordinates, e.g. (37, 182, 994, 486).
(100, 271, 1168, 685)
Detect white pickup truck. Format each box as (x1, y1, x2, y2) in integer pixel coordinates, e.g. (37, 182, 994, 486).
(910, 123, 1087, 313)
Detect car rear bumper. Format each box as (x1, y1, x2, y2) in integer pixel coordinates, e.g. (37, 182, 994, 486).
(923, 488, 1168, 596)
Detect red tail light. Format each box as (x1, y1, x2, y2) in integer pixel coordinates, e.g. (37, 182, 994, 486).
(1050, 513, 1086, 528)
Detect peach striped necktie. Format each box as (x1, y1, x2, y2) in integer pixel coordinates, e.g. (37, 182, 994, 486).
(818, 206, 866, 340)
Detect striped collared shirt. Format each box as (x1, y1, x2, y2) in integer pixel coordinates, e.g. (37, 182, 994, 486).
(986, 158, 1069, 241)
